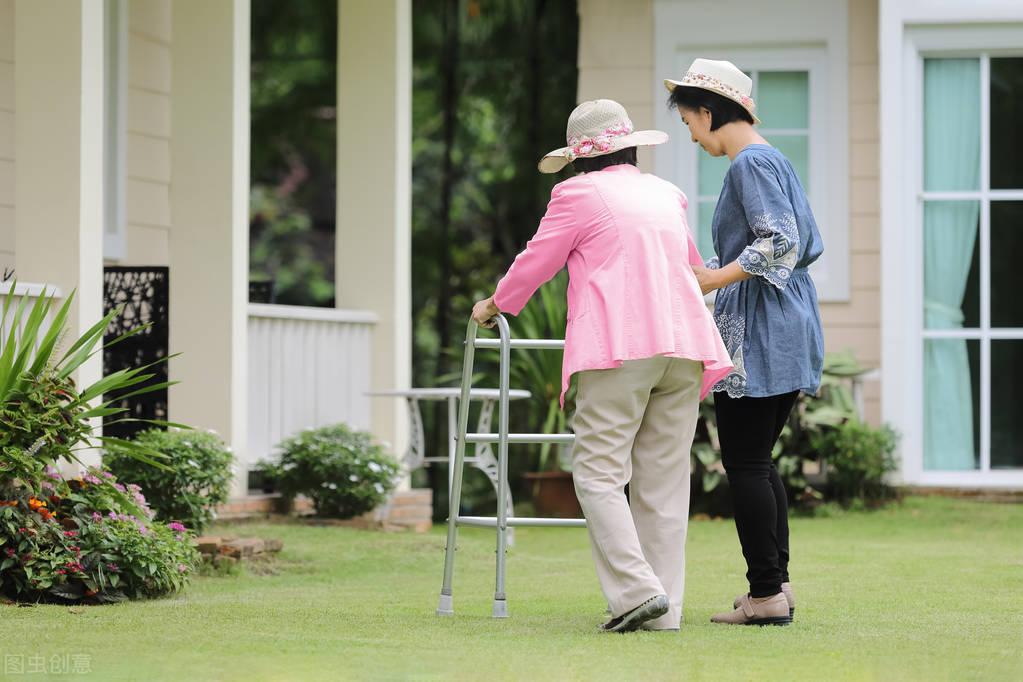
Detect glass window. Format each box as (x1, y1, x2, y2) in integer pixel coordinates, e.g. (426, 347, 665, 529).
(991, 201, 1023, 328)
(923, 201, 980, 330)
(924, 339, 980, 471)
(923, 59, 980, 193)
(991, 341, 1023, 469)
(922, 56, 1023, 473)
(990, 57, 1023, 190)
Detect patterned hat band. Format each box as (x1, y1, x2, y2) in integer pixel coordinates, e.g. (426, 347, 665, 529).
(680, 71, 757, 114)
(564, 122, 634, 161)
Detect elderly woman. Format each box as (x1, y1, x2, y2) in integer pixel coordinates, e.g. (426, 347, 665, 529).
(666, 59, 825, 626)
(472, 99, 732, 633)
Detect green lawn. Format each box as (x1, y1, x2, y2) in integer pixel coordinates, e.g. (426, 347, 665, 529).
(1, 496, 1021, 681)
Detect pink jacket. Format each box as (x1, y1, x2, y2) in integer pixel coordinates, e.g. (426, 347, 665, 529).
(493, 164, 734, 406)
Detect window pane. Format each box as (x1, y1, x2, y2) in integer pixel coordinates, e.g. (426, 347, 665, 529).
(923, 201, 980, 330)
(757, 71, 809, 129)
(990, 58, 1023, 190)
(697, 200, 716, 258)
(992, 341, 1023, 469)
(771, 135, 809, 193)
(924, 339, 980, 470)
(924, 59, 980, 192)
(991, 201, 1023, 327)
(698, 152, 730, 198)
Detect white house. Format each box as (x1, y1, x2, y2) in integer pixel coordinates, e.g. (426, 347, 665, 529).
(3, 0, 1021, 499)
(0, 0, 412, 500)
(578, 0, 1023, 489)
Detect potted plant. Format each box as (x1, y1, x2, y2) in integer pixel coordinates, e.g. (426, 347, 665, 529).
(509, 273, 582, 518)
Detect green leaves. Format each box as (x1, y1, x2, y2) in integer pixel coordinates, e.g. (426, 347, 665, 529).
(0, 284, 181, 476)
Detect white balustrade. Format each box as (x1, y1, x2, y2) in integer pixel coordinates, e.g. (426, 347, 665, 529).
(246, 303, 378, 477)
(0, 281, 63, 355)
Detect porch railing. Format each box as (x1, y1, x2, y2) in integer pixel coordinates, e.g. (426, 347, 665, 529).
(0, 281, 63, 353)
(246, 303, 378, 479)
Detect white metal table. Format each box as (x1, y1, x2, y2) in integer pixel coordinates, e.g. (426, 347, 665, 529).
(367, 388, 531, 508)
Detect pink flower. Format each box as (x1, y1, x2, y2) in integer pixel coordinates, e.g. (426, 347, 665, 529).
(167, 522, 187, 533)
(91, 512, 103, 522)
(63, 530, 78, 538)
(177, 564, 187, 573)
(106, 562, 119, 572)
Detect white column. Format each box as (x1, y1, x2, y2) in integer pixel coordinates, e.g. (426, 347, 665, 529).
(337, 0, 412, 472)
(15, 0, 106, 469)
(170, 0, 250, 498)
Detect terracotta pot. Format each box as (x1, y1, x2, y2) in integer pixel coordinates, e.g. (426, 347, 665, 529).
(523, 470, 582, 518)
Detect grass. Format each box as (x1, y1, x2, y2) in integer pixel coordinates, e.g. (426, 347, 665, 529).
(1, 496, 1021, 681)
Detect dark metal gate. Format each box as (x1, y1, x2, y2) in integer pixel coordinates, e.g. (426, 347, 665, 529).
(102, 267, 169, 439)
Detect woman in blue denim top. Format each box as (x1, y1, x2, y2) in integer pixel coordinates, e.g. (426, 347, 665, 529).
(666, 58, 824, 626)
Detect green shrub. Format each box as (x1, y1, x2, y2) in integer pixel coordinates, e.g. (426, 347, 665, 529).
(0, 467, 199, 604)
(261, 424, 400, 519)
(0, 286, 199, 604)
(813, 420, 899, 505)
(104, 428, 234, 533)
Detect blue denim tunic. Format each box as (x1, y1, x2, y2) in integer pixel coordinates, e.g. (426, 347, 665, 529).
(707, 144, 825, 398)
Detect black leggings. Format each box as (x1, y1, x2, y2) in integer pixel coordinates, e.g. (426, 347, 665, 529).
(714, 391, 799, 598)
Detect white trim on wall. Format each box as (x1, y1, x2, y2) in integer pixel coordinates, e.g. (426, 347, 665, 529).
(653, 0, 850, 302)
(879, 0, 1023, 488)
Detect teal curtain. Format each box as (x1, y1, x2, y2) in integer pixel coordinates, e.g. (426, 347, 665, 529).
(923, 59, 980, 470)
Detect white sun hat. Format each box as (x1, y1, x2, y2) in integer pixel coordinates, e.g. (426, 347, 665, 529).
(537, 99, 668, 174)
(664, 58, 762, 125)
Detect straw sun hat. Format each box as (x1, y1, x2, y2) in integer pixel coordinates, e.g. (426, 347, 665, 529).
(664, 58, 762, 125)
(537, 99, 668, 174)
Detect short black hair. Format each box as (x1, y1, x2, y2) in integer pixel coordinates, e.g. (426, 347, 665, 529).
(572, 146, 637, 174)
(666, 86, 754, 131)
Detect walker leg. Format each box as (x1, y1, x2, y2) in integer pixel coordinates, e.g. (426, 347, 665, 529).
(437, 320, 479, 616)
(492, 316, 512, 618)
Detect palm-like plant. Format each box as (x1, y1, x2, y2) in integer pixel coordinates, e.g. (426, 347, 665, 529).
(0, 284, 177, 495)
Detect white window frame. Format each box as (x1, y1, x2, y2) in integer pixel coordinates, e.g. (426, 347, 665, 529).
(654, 0, 850, 302)
(880, 12, 1023, 488)
(103, 0, 127, 262)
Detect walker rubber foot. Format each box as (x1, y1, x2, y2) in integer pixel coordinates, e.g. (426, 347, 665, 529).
(437, 593, 454, 616)
(492, 599, 508, 618)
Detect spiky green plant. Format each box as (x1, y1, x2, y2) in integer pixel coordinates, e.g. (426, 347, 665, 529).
(0, 283, 180, 498)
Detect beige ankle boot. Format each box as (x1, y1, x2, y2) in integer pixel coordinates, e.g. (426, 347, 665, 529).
(734, 582, 795, 618)
(712, 592, 791, 626)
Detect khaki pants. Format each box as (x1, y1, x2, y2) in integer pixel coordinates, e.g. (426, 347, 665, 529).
(572, 356, 703, 630)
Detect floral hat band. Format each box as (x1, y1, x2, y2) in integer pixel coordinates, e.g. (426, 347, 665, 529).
(664, 58, 762, 125)
(564, 122, 634, 161)
(538, 100, 668, 174)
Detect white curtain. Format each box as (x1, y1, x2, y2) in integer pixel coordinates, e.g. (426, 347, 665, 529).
(923, 59, 980, 471)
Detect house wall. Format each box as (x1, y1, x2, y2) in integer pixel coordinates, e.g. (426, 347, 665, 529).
(124, 0, 172, 266)
(576, 0, 656, 172)
(578, 0, 882, 424)
(0, 0, 14, 274)
(821, 0, 881, 425)
(0, 0, 173, 272)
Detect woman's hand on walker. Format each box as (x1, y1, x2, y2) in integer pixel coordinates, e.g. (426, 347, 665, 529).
(472, 296, 500, 328)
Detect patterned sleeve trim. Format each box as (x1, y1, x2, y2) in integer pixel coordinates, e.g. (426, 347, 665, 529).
(705, 255, 721, 270)
(737, 211, 799, 290)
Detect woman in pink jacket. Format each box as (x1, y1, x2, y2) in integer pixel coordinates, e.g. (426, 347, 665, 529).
(471, 100, 733, 633)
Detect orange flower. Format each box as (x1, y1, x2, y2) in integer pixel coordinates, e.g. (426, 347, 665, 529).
(28, 497, 47, 510)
